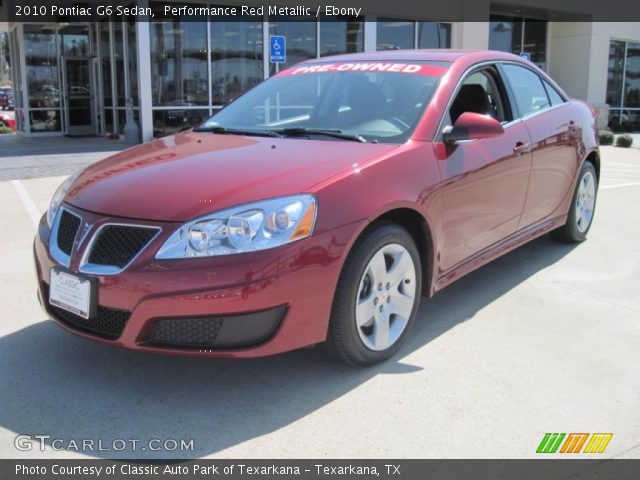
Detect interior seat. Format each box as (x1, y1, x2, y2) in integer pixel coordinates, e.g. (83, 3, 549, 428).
(337, 77, 388, 128)
(450, 84, 492, 123)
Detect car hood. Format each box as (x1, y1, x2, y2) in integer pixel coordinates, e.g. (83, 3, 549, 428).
(65, 131, 396, 222)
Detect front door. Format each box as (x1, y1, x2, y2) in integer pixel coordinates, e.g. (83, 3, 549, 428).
(436, 66, 532, 273)
(63, 57, 96, 136)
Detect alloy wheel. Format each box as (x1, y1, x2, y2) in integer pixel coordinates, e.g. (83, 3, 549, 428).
(575, 170, 596, 233)
(354, 243, 417, 351)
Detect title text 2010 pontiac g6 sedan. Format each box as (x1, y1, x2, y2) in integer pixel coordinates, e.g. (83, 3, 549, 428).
(34, 50, 599, 365)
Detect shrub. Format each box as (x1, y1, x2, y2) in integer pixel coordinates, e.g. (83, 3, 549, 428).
(599, 130, 614, 145)
(615, 134, 633, 148)
(0, 126, 14, 135)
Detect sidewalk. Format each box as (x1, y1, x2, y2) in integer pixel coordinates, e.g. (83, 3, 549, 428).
(0, 134, 129, 157)
(0, 135, 130, 181)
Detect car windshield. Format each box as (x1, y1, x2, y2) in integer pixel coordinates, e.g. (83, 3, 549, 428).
(198, 61, 448, 144)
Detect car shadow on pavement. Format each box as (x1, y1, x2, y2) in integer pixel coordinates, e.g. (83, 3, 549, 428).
(0, 235, 576, 459)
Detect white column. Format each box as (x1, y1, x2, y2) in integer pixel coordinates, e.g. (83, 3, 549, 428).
(18, 24, 31, 135)
(546, 22, 611, 129)
(546, 22, 593, 101)
(136, 21, 154, 142)
(364, 16, 377, 52)
(453, 22, 489, 50)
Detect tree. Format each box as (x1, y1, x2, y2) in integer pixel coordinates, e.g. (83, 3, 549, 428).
(0, 32, 12, 87)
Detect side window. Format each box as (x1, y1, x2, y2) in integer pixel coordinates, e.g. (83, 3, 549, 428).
(501, 64, 551, 117)
(542, 79, 565, 107)
(448, 68, 510, 125)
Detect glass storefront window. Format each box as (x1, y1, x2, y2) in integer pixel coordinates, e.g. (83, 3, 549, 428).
(606, 40, 625, 108)
(117, 109, 140, 134)
(127, 20, 139, 107)
(377, 19, 414, 51)
(269, 20, 317, 74)
(100, 24, 113, 108)
(114, 23, 126, 107)
(29, 110, 60, 132)
(210, 19, 263, 105)
(151, 3, 209, 106)
(9, 28, 25, 132)
(24, 26, 60, 110)
(521, 21, 547, 68)
(624, 42, 640, 108)
(489, 18, 519, 54)
(319, 19, 364, 57)
(417, 22, 451, 49)
(24, 25, 61, 132)
(153, 108, 209, 137)
(607, 40, 640, 131)
(489, 16, 547, 69)
(104, 108, 115, 134)
(60, 25, 91, 57)
(609, 109, 640, 132)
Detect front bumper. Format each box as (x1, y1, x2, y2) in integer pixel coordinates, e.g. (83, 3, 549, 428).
(34, 205, 358, 357)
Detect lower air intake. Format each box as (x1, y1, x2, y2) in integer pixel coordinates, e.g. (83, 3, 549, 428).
(148, 306, 286, 349)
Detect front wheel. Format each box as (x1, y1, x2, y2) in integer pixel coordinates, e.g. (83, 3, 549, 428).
(326, 223, 422, 366)
(552, 161, 598, 243)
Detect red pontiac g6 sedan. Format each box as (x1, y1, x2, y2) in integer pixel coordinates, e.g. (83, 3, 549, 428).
(34, 50, 599, 365)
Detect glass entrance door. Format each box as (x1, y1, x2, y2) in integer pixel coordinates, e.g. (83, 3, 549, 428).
(63, 57, 96, 136)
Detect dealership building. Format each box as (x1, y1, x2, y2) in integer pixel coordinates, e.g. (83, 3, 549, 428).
(0, 1, 639, 141)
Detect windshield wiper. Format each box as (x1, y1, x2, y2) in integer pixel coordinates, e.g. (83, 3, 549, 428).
(193, 126, 283, 138)
(274, 128, 367, 143)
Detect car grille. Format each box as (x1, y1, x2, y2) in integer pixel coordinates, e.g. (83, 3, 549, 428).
(57, 210, 81, 255)
(44, 285, 130, 339)
(87, 225, 159, 269)
(149, 317, 225, 348)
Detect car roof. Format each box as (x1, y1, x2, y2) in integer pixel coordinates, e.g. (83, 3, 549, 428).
(303, 49, 525, 65)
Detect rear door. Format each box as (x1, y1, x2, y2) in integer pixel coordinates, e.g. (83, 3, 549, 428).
(436, 65, 532, 273)
(499, 63, 581, 228)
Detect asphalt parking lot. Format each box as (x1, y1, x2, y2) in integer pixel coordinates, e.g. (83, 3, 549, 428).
(0, 146, 638, 459)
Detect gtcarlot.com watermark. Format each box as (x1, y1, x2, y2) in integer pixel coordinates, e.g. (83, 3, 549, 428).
(14, 435, 195, 452)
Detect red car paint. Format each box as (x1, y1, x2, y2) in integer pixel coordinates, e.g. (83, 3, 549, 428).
(34, 50, 598, 357)
(0, 112, 15, 131)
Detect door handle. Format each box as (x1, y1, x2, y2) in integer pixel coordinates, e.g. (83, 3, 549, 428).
(513, 141, 530, 155)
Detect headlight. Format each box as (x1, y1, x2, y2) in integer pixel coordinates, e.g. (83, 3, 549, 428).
(156, 195, 317, 259)
(46, 172, 81, 227)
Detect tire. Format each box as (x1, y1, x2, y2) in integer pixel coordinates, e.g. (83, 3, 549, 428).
(326, 222, 423, 366)
(551, 161, 598, 243)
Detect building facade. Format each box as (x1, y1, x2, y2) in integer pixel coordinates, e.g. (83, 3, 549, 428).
(2, 1, 639, 141)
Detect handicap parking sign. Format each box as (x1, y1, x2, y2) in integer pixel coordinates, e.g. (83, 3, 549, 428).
(270, 36, 286, 64)
(519, 52, 531, 61)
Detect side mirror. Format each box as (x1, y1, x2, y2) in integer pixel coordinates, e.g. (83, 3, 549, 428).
(442, 112, 504, 143)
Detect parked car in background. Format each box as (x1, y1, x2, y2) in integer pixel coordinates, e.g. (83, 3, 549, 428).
(0, 88, 15, 110)
(0, 111, 16, 131)
(34, 50, 599, 365)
